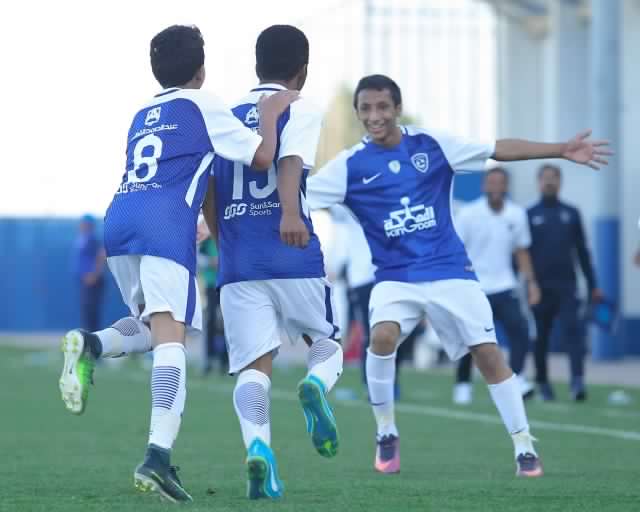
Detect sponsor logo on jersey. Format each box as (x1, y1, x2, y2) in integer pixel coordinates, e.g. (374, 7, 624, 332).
(388, 160, 401, 174)
(244, 106, 260, 125)
(115, 182, 163, 195)
(411, 152, 429, 173)
(223, 203, 248, 219)
(383, 197, 436, 238)
(362, 173, 382, 185)
(131, 123, 178, 142)
(145, 107, 162, 126)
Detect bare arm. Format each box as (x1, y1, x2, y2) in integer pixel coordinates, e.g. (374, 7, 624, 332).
(201, 177, 218, 244)
(251, 91, 300, 170)
(277, 156, 310, 248)
(494, 130, 612, 170)
(514, 248, 540, 306)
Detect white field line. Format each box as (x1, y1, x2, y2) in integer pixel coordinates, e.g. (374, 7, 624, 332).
(178, 377, 640, 442)
(29, 351, 640, 443)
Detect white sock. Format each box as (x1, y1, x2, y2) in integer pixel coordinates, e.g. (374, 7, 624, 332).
(94, 317, 152, 358)
(366, 349, 398, 438)
(307, 339, 343, 392)
(233, 369, 271, 449)
(488, 374, 536, 456)
(148, 343, 186, 450)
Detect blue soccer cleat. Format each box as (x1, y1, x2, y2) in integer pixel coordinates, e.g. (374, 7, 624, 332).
(246, 438, 284, 500)
(297, 375, 339, 457)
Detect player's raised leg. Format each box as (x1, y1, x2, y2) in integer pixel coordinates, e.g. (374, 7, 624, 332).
(367, 321, 401, 474)
(133, 312, 192, 502)
(298, 337, 343, 457)
(59, 317, 152, 414)
(471, 343, 543, 477)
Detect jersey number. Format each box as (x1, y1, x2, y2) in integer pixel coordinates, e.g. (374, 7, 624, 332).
(127, 134, 162, 183)
(232, 162, 277, 200)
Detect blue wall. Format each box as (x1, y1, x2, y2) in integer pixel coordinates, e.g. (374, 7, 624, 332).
(0, 218, 128, 331)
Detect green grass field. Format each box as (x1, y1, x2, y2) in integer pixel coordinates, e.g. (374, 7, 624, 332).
(3, 346, 640, 512)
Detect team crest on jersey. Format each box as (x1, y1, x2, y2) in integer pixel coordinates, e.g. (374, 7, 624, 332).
(145, 107, 161, 126)
(383, 196, 436, 238)
(244, 106, 260, 125)
(411, 153, 429, 173)
(388, 160, 401, 174)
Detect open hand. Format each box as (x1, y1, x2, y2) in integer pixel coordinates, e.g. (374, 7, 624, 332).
(563, 129, 613, 170)
(258, 90, 300, 120)
(280, 214, 310, 248)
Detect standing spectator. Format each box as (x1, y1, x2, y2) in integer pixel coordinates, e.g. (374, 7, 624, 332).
(528, 164, 602, 401)
(198, 237, 227, 374)
(453, 167, 539, 405)
(74, 214, 106, 332)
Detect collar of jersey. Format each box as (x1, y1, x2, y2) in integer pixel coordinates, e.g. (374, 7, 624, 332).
(250, 83, 287, 93)
(155, 87, 181, 98)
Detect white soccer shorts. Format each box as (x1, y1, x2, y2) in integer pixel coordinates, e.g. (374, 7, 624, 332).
(369, 279, 497, 361)
(107, 255, 203, 336)
(220, 278, 340, 374)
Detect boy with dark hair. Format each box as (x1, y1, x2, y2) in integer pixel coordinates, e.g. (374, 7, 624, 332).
(58, 24, 296, 503)
(307, 73, 611, 477)
(203, 24, 343, 500)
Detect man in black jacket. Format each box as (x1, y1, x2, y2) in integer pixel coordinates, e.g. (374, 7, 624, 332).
(527, 164, 602, 401)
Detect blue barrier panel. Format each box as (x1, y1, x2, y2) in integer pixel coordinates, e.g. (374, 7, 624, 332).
(0, 218, 128, 332)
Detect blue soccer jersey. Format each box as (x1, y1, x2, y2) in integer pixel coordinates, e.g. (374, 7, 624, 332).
(213, 83, 325, 287)
(306, 125, 496, 283)
(104, 88, 262, 274)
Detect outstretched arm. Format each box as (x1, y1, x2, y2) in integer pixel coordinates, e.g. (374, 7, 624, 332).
(494, 130, 612, 170)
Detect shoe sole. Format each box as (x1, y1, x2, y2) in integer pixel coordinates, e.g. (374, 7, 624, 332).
(298, 379, 339, 458)
(134, 469, 192, 503)
(516, 467, 544, 477)
(247, 456, 281, 500)
(59, 330, 86, 415)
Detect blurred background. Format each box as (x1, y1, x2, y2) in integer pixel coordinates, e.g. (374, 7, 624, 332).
(1, 0, 638, 385)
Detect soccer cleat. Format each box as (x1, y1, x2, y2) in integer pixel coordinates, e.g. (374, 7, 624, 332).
(134, 459, 193, 503)
(453, 382, 473, 405)
(538, 382, 555, 402)
(571, 377, 587, 402)
(59, 329, 100, 414)
(297, 375, 339, 458)
(246, 438, 284, 500)
(374, 434, 400, 474)
(516, 452, 543, 477)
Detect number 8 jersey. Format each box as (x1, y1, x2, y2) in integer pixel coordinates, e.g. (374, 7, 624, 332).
(213, 83, 325, 287)
(104, 88, 262, 274)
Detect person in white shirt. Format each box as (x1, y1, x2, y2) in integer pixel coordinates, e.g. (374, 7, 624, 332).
(453, 167, 540, 405)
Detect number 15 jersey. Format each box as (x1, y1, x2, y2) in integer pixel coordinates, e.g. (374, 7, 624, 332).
(104, 88, 262, 275)
(212, 83, 325, 287)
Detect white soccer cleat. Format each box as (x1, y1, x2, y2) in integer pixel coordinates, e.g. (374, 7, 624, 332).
(453, 382, 473, 405)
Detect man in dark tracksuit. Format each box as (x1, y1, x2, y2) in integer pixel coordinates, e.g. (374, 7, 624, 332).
(527, 164, 602, 401)
(74, 214, 106, 332)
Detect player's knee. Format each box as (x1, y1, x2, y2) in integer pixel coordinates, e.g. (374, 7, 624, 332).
(370, 322, 400, 356)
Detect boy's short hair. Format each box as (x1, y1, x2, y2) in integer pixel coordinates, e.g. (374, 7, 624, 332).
(255, 25, 309, 81)
(353, 75, 403, 109)
(150, 25, 205, 88)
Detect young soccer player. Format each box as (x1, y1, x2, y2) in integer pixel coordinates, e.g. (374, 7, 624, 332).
(306, 74, 611, 477)
(58, 24, 296, 502)
(203, 25, 343, 500)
